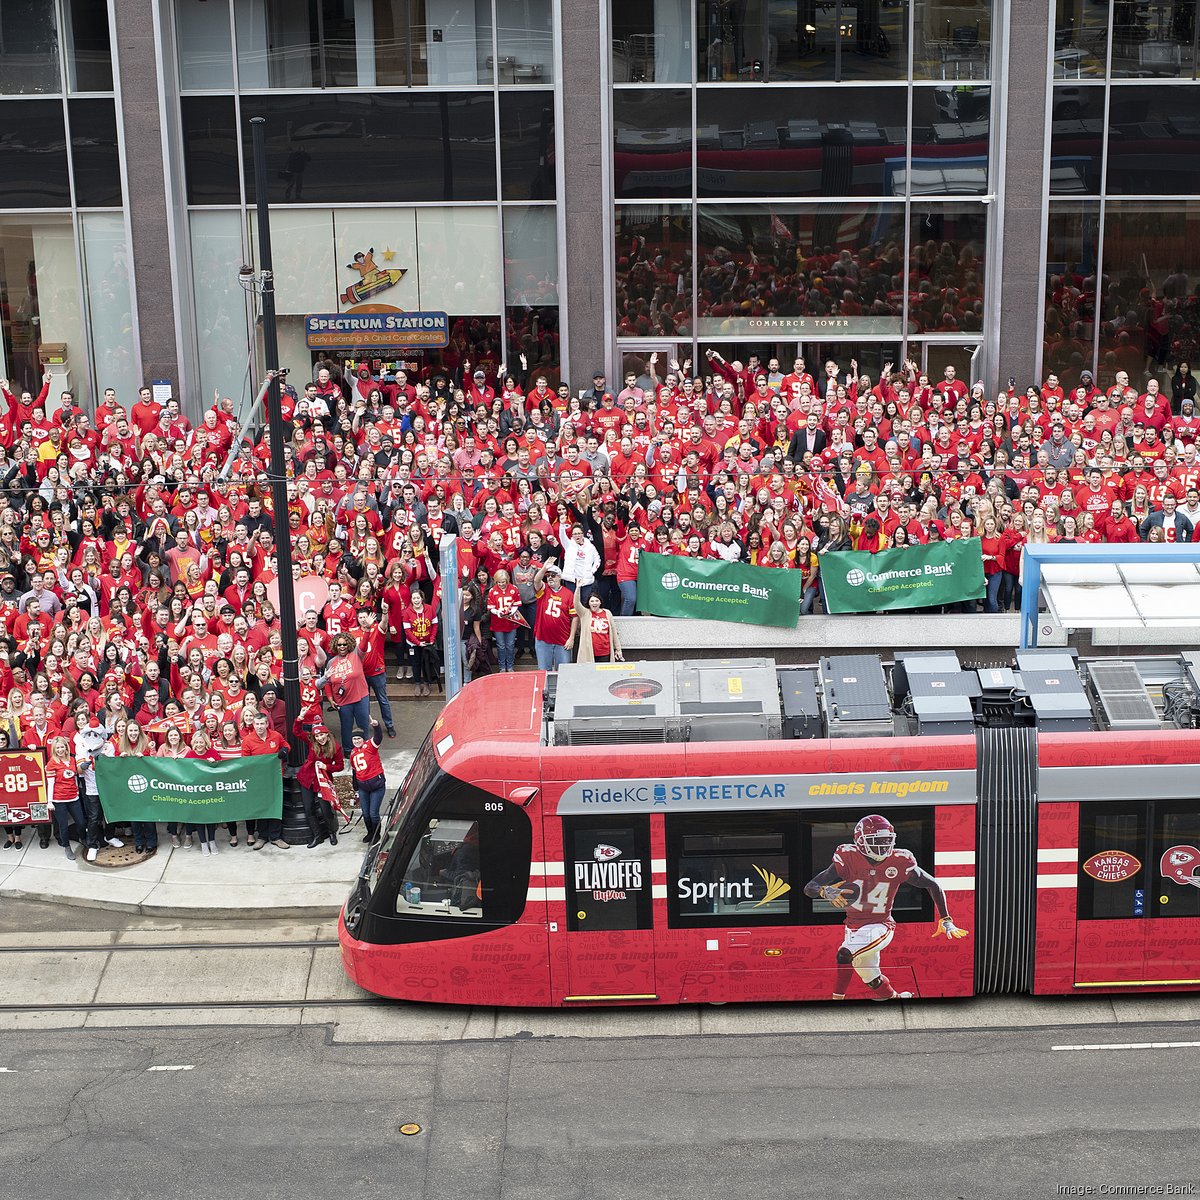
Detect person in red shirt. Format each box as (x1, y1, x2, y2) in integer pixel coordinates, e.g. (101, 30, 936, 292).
(349, 721, 386, 843)
(486, 567, 523, 673)
(316, 632, 372, 752)
(45, 734, 85, 860)
(353, 608, 395, 737)
(400, 587, 440, 697)
(130, 385, 163, 437)
(293, 717, 345, 848)
(532, 561, 577, 669)
(240, 712, 288, 848)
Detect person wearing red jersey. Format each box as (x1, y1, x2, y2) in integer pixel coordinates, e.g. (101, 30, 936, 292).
(804, 814, 968, 1001)
(45, 734, 85, 861)
(532, 560, 577, 670)
(293, 718, 345, 848)
(349, 720, 386, 842)
(316, 632, 372, 752)
(240, 713, 288, 849)
(401, 587, 440, 697)
(321, 581, 356, 637)
(353, 607, 395, 737)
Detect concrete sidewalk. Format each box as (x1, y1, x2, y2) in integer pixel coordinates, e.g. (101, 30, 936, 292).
(0, 748, 415, 919)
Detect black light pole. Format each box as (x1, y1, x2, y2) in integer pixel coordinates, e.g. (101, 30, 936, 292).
(250, 115, 306, 842)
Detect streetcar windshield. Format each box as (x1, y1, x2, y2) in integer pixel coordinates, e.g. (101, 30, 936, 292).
(365, 734, 438, 896)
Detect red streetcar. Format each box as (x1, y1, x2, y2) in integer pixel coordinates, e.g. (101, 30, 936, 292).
(339, 653, 1200, 1006)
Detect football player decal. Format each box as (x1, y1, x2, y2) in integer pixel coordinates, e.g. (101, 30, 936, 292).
(804, 813, 969, 1001)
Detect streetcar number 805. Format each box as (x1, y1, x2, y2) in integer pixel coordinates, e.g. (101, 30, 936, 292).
(485, 802, 504, 812)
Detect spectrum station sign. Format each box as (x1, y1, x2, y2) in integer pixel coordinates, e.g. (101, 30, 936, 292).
(304, 311, 450, 349)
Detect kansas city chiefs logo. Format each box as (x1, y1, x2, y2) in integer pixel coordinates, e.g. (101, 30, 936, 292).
(593, 844, 621, 861)
(1169, 849, 1197, 868)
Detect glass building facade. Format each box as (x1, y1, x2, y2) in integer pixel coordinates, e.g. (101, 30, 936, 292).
(0, 0, 135, 407)
(0, 0, 1190, 411)
(1043, 0, 1200, 390)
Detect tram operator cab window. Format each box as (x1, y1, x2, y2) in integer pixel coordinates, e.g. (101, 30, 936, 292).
(399, 817, 484, 918)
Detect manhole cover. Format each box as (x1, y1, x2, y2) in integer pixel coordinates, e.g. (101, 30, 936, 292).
(91, 844, 155, 869)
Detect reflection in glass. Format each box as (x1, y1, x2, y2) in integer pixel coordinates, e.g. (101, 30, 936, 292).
(240, 95, 497, 204)
(0, 100, 70, 207)
(908, 203, 987, 333)
(908, 86, 990, 195)
(1054, 0, 1110, 77)
(694, 203, 906, 332)
(503, 206, 558, 305)
(1110, 0, 1198, 78)
(1043, 201, 1100, 390)
(1048, 84, 1104, 195)
(64, 0, 113, 91)
(695, 87, 907, 198)
(913, 0, 992, 80)
(499, 91, 555, 201)
(1098, 202, 1200, 386)
(613, 0, 691, 82)
(190, 210, 251, 409)
(615, 205, 693, 337)
(506, 305, 560, 384)
(1107, 84, 1200, 195)
(0, 0, 59, 95)
(69, 99, 123, 207)
(613, 89, 692, 199)
(696, 0, 909, 82)
(81, 213, 138, 402)
(176, 0, 235, 90)
(496, 0, 553, 83)
(181, 96, 241, 205)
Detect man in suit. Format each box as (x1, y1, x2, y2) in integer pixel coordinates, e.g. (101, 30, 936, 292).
(787, 411, 828, 465)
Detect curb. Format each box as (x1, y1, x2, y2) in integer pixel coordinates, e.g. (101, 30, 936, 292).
(3, 887, 345, 921)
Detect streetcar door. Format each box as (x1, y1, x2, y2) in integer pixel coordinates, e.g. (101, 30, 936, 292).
(1143, 803, 1200, 981)
(1075, 803, 1148, 984)
(561, 817, 656, 1002)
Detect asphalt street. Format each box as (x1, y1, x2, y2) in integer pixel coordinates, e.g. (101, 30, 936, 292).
(1, 1020, 1198, 1200)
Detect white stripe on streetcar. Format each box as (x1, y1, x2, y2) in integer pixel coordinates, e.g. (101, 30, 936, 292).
(940, 877, 975, 891)
(1036, 873, 1078, 888)
(1037, 848, 1079, 863)
(526, 887, 566, 902)
(934, 851, 976, 865)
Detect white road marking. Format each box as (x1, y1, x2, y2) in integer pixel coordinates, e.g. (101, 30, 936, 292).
(1052, 1041, 1200, 1052)
(0, 1067, 13, 1073)
(146, 1064, 195, 1072)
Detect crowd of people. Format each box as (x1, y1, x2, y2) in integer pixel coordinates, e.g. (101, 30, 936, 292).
(0, 337, 1194, 859)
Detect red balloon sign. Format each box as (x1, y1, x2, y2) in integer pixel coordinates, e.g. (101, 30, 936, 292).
(267, 575, 331, 623)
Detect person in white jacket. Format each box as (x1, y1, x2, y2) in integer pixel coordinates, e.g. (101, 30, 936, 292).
(72, 710, 118, 863)
(557, 521, 602, 606)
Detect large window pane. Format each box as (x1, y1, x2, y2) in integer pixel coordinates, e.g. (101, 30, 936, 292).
(696, 86, 907, 198)
(190, 210, 251, 407)
(499, 91, 555, 200)
(506, 305, 560, 383)
(694, 203, 907, 337)
(0, 216, 85, 402)
(1049, 84, 1104, 195)
(503, 206, 558, 305)
(913, 0, 991, 81)
(81, 213, 138, 404)
(411, 0, 494, 86)
(1110, 0, 1198, 79)
(63, 0, 113, 92)
(176, 0, 235, 90)
(0, 0, 59, 95)
(615, 204, 693, 336)
(1043, 201, 1100, 391)
(1098, 202, 1200, 386)
(69, 98, 122, 207)
(613, 89, 692, 199)
(1054, 0, 1109, 77)
(241, 95, 497, 204)
(1107, 84, 1200, 195)
(909, 86, 990, 195)
(613, 0, 692, 82)
(181, 95, 241, 206)
(908, 202, 987, 333)
(0, 100, 70, 206)
(235, 0, 321, 88)
(496, 0, 552, 83)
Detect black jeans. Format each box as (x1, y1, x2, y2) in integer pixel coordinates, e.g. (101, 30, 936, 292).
(82, 792, 103, 849)
(301, 786, 337, 840)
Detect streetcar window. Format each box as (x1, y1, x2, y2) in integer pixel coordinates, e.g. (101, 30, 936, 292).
(800, 810, 934, 926)
(366, 734, 435, 896)
(666, 815, 796, 929)
(398, 816, 484, 919)
(1155, 806, 1200, 920)
(1077, 804, 1147, 922)
(564, 818, 652, 932)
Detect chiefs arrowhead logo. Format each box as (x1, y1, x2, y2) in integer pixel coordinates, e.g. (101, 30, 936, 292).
(593, 843, 621, 861)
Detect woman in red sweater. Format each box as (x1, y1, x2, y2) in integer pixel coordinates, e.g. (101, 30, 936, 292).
(46, 734, 85, 861)
(293, 717, 345, 848)
(486, 568, 522, 673)
(979, 514, 1005, 613)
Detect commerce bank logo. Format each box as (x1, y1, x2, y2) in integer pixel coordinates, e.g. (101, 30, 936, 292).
(845, 567, 866, 587)
(660, 572, 681, 591)
(128, 774, 149, 794)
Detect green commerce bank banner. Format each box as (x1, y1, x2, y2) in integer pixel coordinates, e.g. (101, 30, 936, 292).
(96, 755, 283, 824)
(822, 538, 985, 614)
(636, 552, 801, 627)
